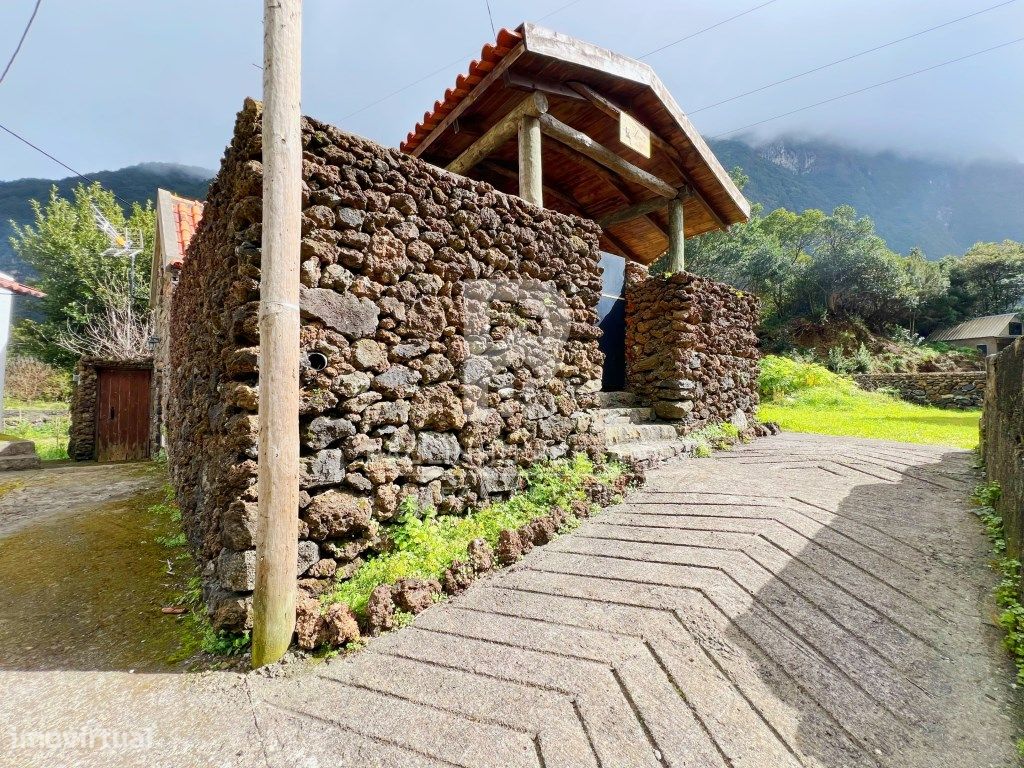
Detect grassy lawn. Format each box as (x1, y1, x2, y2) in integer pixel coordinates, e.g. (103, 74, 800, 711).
(2, 401, 70, 461)
(759, 355, 980, 450)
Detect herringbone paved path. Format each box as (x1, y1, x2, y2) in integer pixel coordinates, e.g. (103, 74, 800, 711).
(249, 433, 1020, 768)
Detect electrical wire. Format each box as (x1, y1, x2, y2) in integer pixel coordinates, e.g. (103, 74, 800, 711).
(341, 0, 582, 120)
(0, 0, 43, 86)
(690, 0, 1018, 114)
(710, 36, 1024, 139)
(639, 0, 781, 59)
(0, 121, 135, 208)
(484, 0, 497, 37)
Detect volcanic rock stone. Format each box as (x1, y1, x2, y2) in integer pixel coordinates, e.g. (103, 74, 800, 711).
(300, 287, 379, 339)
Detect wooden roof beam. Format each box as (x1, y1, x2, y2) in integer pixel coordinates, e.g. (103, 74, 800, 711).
(566, 80, 727, 231)
(413, 41, 527, 157)
(446, 92, 549, 176)
(537, 113, 677, 199)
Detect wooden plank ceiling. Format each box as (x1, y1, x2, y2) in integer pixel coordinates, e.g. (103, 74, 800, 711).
(402, 23, 750, 265)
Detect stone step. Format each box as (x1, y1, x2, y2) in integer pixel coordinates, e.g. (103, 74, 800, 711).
(0, 454, 41, 472)
(0, 438, 38, 457)
(607, 439, 696, 469)
(599, 407, 655, 426)
(0, 439, 42, 471)
(595, 391, 641, 409)
(605, 422, 680, 445)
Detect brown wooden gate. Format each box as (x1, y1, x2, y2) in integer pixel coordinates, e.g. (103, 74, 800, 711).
(95, 367, 152, 462)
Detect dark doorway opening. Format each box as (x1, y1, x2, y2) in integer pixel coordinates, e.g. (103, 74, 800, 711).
(597, 253, 626, 391)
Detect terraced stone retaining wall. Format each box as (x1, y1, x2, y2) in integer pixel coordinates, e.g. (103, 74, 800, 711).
(982, 341, 1024, 562)
(167, 99, 606, 631)
(854, 372, 985, 409)
(624, 263, 760, 429)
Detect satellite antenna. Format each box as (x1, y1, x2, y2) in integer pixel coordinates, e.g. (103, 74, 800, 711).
(91, 203, 144, 296)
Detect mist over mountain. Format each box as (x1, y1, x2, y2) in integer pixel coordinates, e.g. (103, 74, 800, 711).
(709, 137, 1024, 257)
(0, 163, 212, 276)
(2, 138, 1023, 279)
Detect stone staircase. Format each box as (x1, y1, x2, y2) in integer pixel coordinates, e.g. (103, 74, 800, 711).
(597, 392, 698, 468)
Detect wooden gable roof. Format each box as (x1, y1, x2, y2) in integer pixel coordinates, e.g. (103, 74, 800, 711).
(403, 23, 750, 264)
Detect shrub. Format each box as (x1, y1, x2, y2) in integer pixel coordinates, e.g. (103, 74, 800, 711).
(759, 355, 853, 399)
(4, 355, 71, 403)
(323, 454, 622, 617)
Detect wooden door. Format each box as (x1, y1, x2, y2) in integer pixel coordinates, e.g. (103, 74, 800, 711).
(95, 368, 152, 462)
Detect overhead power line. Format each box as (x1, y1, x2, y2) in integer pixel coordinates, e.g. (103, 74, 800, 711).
(0, 0, 43, 86)
(690, 0, 1018, 114)
(0, 121, 135, 209)
(340, 0, 580, 121)
(710, 36, 1024, 139)
(639, 0, 781, 59)
(484, 0, 497, 37)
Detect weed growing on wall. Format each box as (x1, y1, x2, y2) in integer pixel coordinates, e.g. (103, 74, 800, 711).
(970, 481, 1024, 685)
(149, 485, 251, 660)
(322, 454, 623, 617)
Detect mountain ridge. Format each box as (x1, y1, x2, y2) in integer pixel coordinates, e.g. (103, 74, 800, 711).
(0, 163, 212, 276)
(2, 137, 1023, 278)
(709, 136, 1024, 256)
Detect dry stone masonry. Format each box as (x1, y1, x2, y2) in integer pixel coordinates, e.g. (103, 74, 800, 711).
(854, 372, 985, 409)
(624, 263, 760, 429)
(982, 340, 1024, 562)
(168, 99, 606, 631)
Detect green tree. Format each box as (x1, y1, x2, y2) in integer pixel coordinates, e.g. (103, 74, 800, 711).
(901, 247, 949, 335)
(9, 182, 154, 366)
(948, 240, 1024, 317)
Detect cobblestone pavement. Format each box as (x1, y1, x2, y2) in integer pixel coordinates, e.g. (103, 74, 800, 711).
(2, 433, 1019, 767)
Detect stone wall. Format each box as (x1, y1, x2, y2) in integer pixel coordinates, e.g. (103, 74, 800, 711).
(168, 99, 606, 631)
(982, 340, 1024, 564)
(624, 264, 760, 428)
(68, 357, 155, 461)
(854, 372, 985, 409)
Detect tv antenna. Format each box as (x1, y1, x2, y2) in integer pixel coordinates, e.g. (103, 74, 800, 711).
(91, 203, 144, 296)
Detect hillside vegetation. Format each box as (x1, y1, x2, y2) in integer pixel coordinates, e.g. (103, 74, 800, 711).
(710, 137, 1024, 257)
(0, 163, 210, 277)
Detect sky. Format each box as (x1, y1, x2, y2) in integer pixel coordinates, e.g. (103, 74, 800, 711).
(0, 0, 1022, 181)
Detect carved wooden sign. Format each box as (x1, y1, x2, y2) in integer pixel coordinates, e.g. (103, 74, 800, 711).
(619, 111, 651, 158)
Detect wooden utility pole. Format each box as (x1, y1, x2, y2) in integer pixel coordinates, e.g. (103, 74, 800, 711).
(666, 196, 685, 273)
(252, 0, 302, 668)
(518, 114, 543, 207)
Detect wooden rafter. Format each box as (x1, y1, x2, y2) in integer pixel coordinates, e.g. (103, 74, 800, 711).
(446, 92, 549, 175)
(543, 140, 669, 240)
(537, 113, 678, 199)
(566, 80, 727, 230)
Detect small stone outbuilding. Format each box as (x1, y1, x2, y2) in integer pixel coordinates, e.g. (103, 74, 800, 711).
(163, 23, 761, 631)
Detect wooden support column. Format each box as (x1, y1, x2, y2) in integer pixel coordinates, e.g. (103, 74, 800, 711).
(666, 197, 685, 273)
(446, 92, 548, 176)
(518, 114, 543, 206)
(253, 0, 302, 669)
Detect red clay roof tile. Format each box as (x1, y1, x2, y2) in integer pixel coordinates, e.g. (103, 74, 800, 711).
(0, 275, 44, 298)
(400, 27, 523, 154)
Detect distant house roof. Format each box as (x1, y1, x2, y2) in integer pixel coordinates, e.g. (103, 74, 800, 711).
(150, 189, 204, 308)
(0, 272, 44, 298)
(928, 313, 1021, 342)
(401, 22, 749, 265)
(156, 189, 204, 269)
